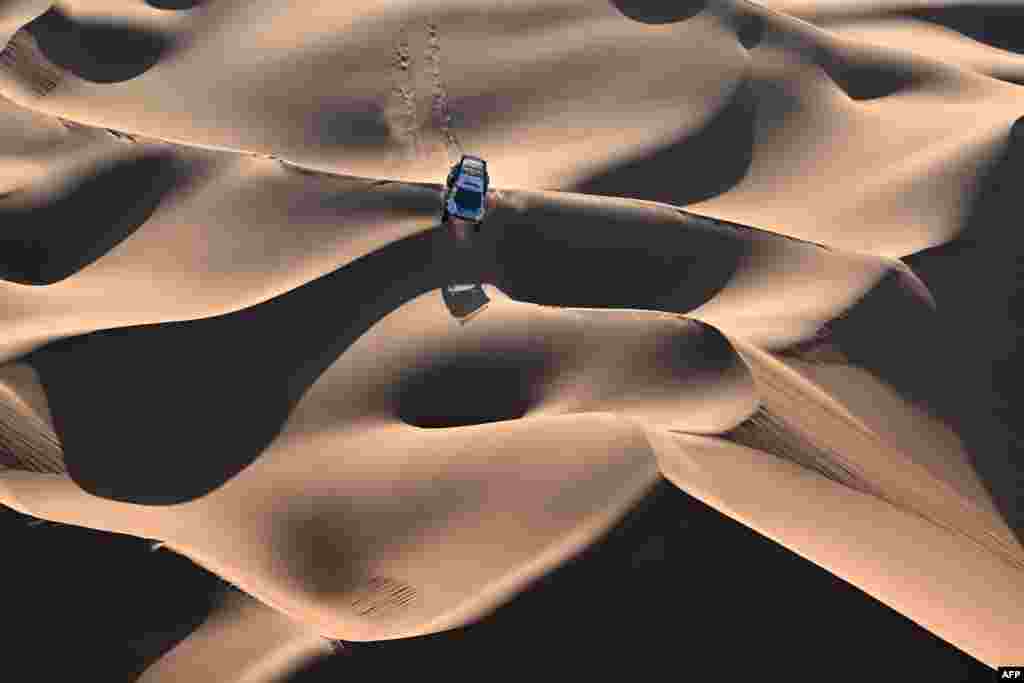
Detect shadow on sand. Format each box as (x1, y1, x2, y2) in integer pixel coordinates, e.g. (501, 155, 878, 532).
(26, 8, 175, 84)
(783, 118, 1024, 547)
(289, 477, 986, 679)
(1, 151, 197, 285)
(896, 118, 1024, 545)
(806, 4, 1024, 57)
(607, 0, 708, 24)
(481, 194, 744, 310)
(570, 80, 757, 207)
(25, 201, 745, 505)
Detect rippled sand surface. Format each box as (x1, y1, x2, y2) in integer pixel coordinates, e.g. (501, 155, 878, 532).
(1, 0, 1023, 677)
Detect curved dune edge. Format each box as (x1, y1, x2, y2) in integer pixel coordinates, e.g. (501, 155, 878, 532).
(0, 1, 749, 189)
(684, 226, 892, 348)
(3, 288, 1017, 649)
(650, 428, 1024, 667)
(723, 333, 1024, 569)
(0, 290, 755, 640)
(757, 0, 1024, 22)
(0, 285, 1019, 662)
(0, 152, 443, 363)
(683, 0, 1024, 256)
(135, 589, 335, 683)
(0, 412, 663, 642)
(679, 23, 1022, 256)
(818, 16, 1024, 82)
(0, 0, 1021, 261)
(0, 0, 1021, 672)
(0, 163, 901, 365)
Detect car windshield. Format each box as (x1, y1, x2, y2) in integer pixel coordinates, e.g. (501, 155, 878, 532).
(454, 187, 482, 210)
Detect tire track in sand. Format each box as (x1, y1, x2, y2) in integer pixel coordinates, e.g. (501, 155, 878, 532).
(390, 25, 420, 160)
(425, 22, 463, 163)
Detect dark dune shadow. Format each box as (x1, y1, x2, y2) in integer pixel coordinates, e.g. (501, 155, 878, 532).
(26, 8, 173, 84)
(781, 259, 1024, 546)
(569, 31, 918, 209)
(736, 10, 765, 50)
(896, 117, 1024, 544)
(654, 317, 741, 377)
(708, 2, 765, 50)
(0, 506, 223, 681)
(813, 42, 922, 100)
(312, 98, 393, 149)
(24, 228, 449, 506)
(144, 0, 205, 9)
(608, 0, 708, 24)
(480, 196, 744, 310)
(394, 348, 558, 428)
(23, 196, 744, 505)
(805, 3, 1024, 87)
(784, 118, 1024, 545)
(886, 4, 1024, 56)
(290, 478, 986, 679)
(570, 80, 756, 207)
(827, 264, 1024, 548)
(0, 151, 197, 285)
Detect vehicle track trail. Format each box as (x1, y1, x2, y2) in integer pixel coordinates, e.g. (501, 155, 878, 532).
(390, 24, 420, 161)
(425, 21, 463, 164)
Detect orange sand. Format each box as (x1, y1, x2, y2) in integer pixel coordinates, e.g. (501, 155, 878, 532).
(1, 0, 1022, 676)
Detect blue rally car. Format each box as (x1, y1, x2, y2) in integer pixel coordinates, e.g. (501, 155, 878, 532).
(441, 155, 489, 226)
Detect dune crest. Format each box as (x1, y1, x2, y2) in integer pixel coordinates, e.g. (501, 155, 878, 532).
(1, 0, 1023, 675)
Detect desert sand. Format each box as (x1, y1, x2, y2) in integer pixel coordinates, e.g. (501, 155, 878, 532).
(1, 0, 1023, 677)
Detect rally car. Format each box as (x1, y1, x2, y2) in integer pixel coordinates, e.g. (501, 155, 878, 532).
(441, 154, 489, 226)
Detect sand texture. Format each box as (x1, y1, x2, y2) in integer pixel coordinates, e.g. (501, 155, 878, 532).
(1, 0, 1023, 676)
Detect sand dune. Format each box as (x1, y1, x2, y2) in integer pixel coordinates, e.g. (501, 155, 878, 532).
(652, 428, 1024, 667)
(0, 0, 747, 188)
(817, 16, 1024, 81)
(1, 0, 1023, 676)
(1, 184, 908, 503)
(135, 589, 335, 683)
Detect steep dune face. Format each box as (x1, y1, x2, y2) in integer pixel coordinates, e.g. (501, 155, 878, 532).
(817, 16, 1024, 82)
(579, 0, 1024, 256)
(133, 590, 335, 683)
(3, 185, 902, 504)
(1, 334, 666, 643)
(1, 0, 1023, 676)
(652, 429, 1024, 668)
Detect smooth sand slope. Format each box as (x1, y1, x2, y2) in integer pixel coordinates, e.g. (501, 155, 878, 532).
(135, 590, 335, 683)
(0, 0, 1015, 258)
(2, 181, 901, 503)
(1, 0, 1023, 676)
(2, 280, 1021, 665)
